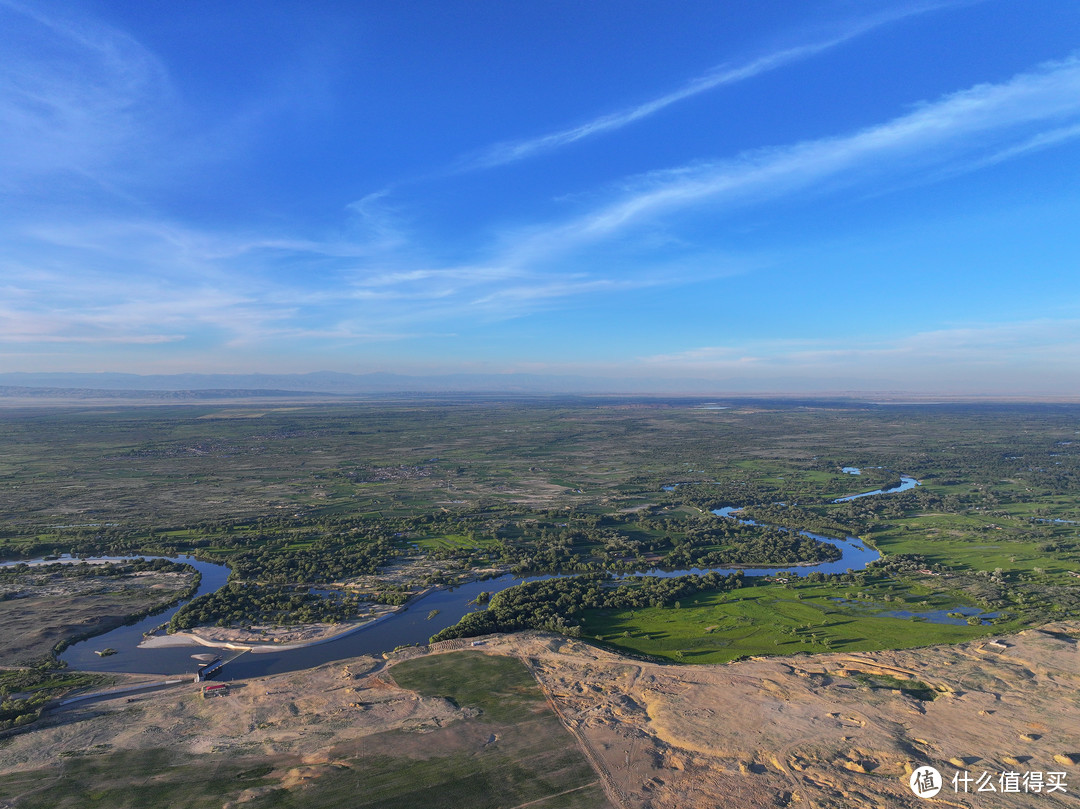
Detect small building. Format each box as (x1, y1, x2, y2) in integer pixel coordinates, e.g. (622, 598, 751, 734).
(202, 683, 229, 698)
(195, 656, 225, 682)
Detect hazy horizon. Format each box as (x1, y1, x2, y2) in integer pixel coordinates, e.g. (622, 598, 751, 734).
(3, 369, 1080, 402)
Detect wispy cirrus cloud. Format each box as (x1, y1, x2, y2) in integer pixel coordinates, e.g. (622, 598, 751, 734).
(0, 223, 301, 347)
(453, 2, 964, 172)
(928, 120, 1080, 182)
(0, 0, 172, 189)
(3, 0, 1075, 374)
(0, 294, 222, 346)
(500, 53, 1080, 261)
(14, 52, 1079, 351)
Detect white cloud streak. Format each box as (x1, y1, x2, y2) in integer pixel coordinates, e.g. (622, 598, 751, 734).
(503, 53, 1080, 261)
(455, 2, 960, 172)
(0, 0, 171, 187)
(11, 52, 1079, 351)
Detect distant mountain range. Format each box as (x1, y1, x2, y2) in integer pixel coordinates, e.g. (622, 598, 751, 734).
(0, 371, 1016, 402)
(0, 371, 721, 396)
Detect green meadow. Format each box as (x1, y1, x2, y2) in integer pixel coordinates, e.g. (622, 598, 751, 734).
(583, 578, 1019, 664)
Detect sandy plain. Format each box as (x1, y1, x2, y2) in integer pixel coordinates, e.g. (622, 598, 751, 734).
(506, 624, 1080, 808)
(2, 624, 1077, 808)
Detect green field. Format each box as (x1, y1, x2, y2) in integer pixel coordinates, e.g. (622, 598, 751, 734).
(390, 652, 542, 723)
(582, 577, 1019, 664)
(412, 532, 499, 552)
(0, 750, 282, 809)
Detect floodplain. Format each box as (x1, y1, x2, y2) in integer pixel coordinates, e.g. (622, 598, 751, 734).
(2, 397, 1079, 806)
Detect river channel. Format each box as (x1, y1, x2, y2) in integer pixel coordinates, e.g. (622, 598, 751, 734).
(8, 474, 918, 679)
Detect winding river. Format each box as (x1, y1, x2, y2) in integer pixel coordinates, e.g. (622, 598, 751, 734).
(8, 472, 918, 678)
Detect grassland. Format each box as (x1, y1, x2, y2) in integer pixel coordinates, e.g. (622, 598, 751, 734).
(582, 576, 1018, 664)
(345, 653, 607, 809)
(389, 651, 542, 723)
(0, 750, 283, 809)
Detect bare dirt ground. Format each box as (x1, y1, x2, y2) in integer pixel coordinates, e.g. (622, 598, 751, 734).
(0, 654, 459, 772)
(0, 570, 195, 665)
(494, 625, 1080, 809)
(2, 624, 1077, 808)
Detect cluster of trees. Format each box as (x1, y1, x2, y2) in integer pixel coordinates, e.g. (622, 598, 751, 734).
(415, 508, 845, 574)
(663, 523, 840, 568)
(168, 583, 367, 631)
(0, 557, 189, 582)
(873, 553, 940, 576)
(833, 488, 949, 522)
(223, 535, 396, 584)
(0, 667, 98, 732)
(0, 695, 43, 730)
(430, 571, 744, 642)
(738, 504, 859, 538)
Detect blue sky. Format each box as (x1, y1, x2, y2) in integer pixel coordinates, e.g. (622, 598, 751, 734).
(3, 0, 1080, 393)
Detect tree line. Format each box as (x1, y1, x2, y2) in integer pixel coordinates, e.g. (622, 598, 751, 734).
(430, 571, 745, 642)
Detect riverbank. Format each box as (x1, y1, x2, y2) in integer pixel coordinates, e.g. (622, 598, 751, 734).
(139, 604, 403, 653)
